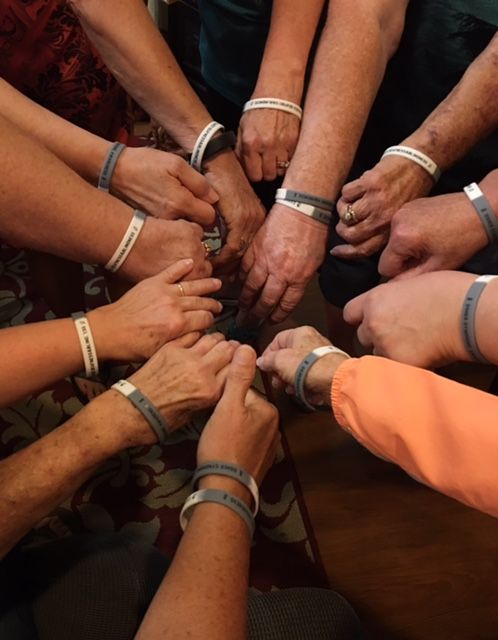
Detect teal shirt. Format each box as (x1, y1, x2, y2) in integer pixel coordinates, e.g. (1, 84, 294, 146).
(197, 0, 272, 107)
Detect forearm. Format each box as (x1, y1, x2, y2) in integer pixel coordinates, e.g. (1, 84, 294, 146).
(332, 356, 498, 518)
(0, 79, 108, 184)
(284, 0, 407, 199)
(403, 33, 498, 171)
(136, 478, 250, 640)
(0, 114, 135, 267)
(252, 0, 325, 102)
(0, 392, 144, 557)
(69, 0, 211, 150)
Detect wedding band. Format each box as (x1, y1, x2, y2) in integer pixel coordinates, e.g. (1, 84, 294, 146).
(202, 241, 213, 258)
(343, 204, 359, 226)
(177, 282, 186, 297)
(276, 160, 290, 169)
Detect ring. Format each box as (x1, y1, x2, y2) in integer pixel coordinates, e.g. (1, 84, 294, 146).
(202, 241, 213, 258)
(239, 237, 248, 252)
(343, 204, 359, 226)
(177, 282, 186, 297)
(276, 160, 290, 170)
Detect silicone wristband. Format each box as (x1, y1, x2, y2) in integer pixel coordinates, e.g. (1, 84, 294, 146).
(98, 142, 126, 192)
(463, 183, 498, 244)
(193, 461, 259, 516)
(190, 121, 225, 172)
(201, 131, 237, 164)
(276, 199, 331, 225)
(180, 489, 255, 537)
(111, 379, 170, 444)
(460, 275, 498, 364)
(72, 312, 99, 378)
(104, 210, 146, 273)
(276, 188, 335, 212)
(382, 145, 441, 182)
(243, 98, 303, 120)
(294, 346, 350, 412)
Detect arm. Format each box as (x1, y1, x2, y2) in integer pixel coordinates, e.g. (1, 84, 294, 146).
(0, 114, 210, 281)
(332, 356, 498, 518)
(240, 0, 408, 322)
(69, 0, 265, 267)
(237, 0, 325, 182)
(333, 33, 498, 259)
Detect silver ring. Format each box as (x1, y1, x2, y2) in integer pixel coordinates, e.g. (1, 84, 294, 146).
(343, 204, 359, 226)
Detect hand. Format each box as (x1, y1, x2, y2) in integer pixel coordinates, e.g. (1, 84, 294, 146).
(197, 345, 280, 487)
(203, 151, 266, 271)
(88, 259, 222, 362)
(343, 271, 476, 368)
(378, 181, 497, 279)
(239, 205, 327, 323)
(126, 332, 240, 440)
(121, 216, 212, 282)
(236, 109, 300, 182)
(257, 326, 348, 407)
(111, 147, 219, 225)
(331, 155, 434, 259)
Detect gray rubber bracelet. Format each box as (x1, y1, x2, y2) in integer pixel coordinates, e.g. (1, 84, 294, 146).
(193, 461, 259, 516)
(463, 183, 498, 244)
(111, 379, 169, 443)
(461, 275, 498, 364)
(294, 346, 350, 412)
(276, 188, 335, 212)
(180, 489, 255, 537)
(98, 142, 126, 192)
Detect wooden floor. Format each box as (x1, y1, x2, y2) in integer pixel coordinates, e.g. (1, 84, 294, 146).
(277, 279, 498, 639)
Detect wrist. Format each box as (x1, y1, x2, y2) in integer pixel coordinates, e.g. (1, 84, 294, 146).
(251, 69, 305, 105)
(479, 170, 498, 216)
(306, 353, 349, 407)
(474, 277, 498, 365)
(401, 132, 451, 174)
(198, 475, 252, 509)
(86, 305, 123, 362)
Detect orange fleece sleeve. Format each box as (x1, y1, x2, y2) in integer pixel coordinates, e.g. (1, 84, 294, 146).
(331, 356, 498, 518)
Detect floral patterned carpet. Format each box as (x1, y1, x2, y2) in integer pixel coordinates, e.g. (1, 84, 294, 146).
(0, 246, 327, 590)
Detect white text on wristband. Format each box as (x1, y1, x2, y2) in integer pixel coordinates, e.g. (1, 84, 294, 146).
(72, 312, 99, 378)
(180, 489, 255, 537)
(193, 461, 259, 516)
(105, 210, 146, 273)
(276, 198, 331, 225)
(382, 145, 441, 182)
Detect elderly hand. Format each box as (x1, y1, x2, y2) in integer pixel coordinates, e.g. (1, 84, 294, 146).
(236, 109, 300, 183)
(257, 326, 348, 407)
(111, 146, 219, 225)
(331, 154, 434, 260)
(88, 259, 222, 362)
(202, 151, 266, 272)
(343, 271, 476, 368)
(126, 332, 240, 440)
(239, 205, 327, 323)
(378, 172, 498, 279)
(197, 345, 280, 488)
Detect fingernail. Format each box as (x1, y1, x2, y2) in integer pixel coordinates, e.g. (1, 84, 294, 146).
(256, 357, 263, 368)
(234, 345, 255, 364)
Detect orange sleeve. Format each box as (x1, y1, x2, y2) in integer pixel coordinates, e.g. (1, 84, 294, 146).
(331, 356, 498, 518)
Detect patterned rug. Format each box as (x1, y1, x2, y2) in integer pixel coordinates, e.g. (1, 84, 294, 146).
(0, 245, 327, 590)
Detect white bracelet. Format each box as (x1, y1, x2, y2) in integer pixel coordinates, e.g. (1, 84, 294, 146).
(180, 489, 255, 537)
(382, 145, 441, 182)
(295, 345, 350, 412)
(105, 210, 146, 273)
(72, 312, 99, 378)
(275, 198, 331, 225)
(243, 98, 303, 120)
(190, 121, 225, 172)
(193, 461, 259, 516)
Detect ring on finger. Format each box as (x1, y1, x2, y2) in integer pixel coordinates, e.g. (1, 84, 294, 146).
(276, 160, 290, 170)
(343, 204, 359, 226)
(177, 282, 186, 297)
(202, 241, 213, 258)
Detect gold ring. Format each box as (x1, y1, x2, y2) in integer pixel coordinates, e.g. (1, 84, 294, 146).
(343, 204, 359, 226)
(202, 241, 213, 258)
(276, 160, 290, 170)
(177, 282, 185, 297)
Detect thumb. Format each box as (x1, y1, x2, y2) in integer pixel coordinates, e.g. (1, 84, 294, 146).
(221, 345, 257, 406)
(378, 244, 408, 279)
(160, 258, 195, 284)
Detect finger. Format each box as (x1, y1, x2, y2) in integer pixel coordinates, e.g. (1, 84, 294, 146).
(176, 161, 219, 204)
(175, 277, 222, 297)
(240, 244, 256, 280)
(250, 275, 286, 320)
(183, 310, 216, 333)
(159, 258, 195, 285)
(378, 243, 409, 278)
(239, 262, 268, 310)
(180, 296, 223, 314)
(177, 191, 217, 226)
(221, 345, 257, 405)
(270, 284, 305, 324)
(202, 339, 239, 372)
(190, 332, 226, 355)
(343, 292, 368, 326)
(258, 328, 300, 360)
(341, 177, 368, 202)
(256, 348, 292, 381)
(261, 149, 278, 182)
(336, 197, 370, 224)
(336, 219, 376, 244)
(330, 234, 384, 260)
(169, 331, 202, 349)
(356, 322, 373, 348)
(242, 146, 264, 183)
